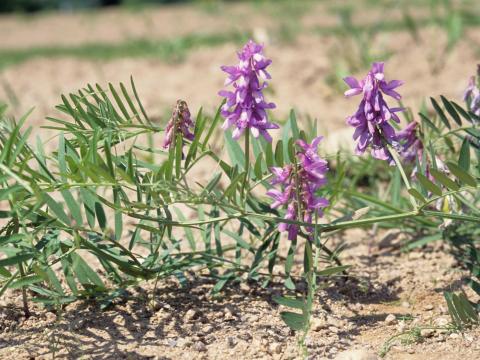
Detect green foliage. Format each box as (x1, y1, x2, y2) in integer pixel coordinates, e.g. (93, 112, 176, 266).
(0, 77, 478, 360)
(444, 291, 479, 328)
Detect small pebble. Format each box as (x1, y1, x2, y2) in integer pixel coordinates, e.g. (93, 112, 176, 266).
(329, 326, 339, 334)
(227, 336, 237, 348)
(269, 342, 282, 354)
(424, 304, 434, 311)
(185, 309, 198, 322)
(396, 320, 407, 332)
(311, 317, 327, 331)
(384, 314, 396, 325)
(335, 349, 378, 360)
(434, 317, 449, 327)
(194, 341, 207, 352)
(420, 328, 434, 338)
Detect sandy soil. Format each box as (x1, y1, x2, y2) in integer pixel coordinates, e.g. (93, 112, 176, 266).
(0, 2, 479, 359)
(0, 229, 479, 359)
(0, 2, 478, 138)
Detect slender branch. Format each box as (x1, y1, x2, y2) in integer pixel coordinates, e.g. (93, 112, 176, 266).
(387, 144, 418, 209)
(417, 185, 478, 211)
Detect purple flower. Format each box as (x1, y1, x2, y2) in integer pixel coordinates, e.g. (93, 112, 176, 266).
(162, 100, 195, 150)
(397, 121, 423, 163)
(463, 65, 480, 118)
(266, 136, 329, 241)
(219, 40, 279, 142)
(344, 62, 404, 164)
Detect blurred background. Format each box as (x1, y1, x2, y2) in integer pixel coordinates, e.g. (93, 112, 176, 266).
(0, 0, 479, 141)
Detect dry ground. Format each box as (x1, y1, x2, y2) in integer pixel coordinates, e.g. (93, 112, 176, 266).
(1, 229, 479, 359)
(0, 1, 479, 359)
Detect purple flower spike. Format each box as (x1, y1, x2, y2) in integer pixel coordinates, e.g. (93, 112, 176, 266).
(463, 65, 480, 118)
(162, 100, 195, 150)
(266, 136, 329, 241)
(219, 40, 279, 142)
(344, 62, 405, 164)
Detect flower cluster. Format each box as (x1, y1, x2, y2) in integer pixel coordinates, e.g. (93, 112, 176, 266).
(219, 40, 279, 142)
(396, 121, 423, 163)
(162, 100, 195, 150)
(266, 137, 329, 241)
(344, 62, 404, 164)
(463, 65, 480, 118)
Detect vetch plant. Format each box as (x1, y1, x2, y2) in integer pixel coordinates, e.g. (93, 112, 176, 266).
(463, 65, 480, 120)
(267, 136, 329, 241)
(0, 40, 478, 358)
(162, 99, 195, 151)
(219, 39, 278, 142)
(343, 62, 404, 163)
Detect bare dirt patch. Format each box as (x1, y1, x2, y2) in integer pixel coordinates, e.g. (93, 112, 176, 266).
(0, 229, 479, 360)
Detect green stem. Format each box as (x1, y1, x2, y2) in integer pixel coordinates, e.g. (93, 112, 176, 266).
(125, 209, 420, 231)
(418, 185, 478, 211)
(387, 144, 418, 209)
(432, 126, 474, 144)
(300, 216, 320, 358)
(241, 130, 250, 207)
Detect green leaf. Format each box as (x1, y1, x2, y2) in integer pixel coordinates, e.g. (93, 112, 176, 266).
(254, 153, 264, 180)
(416, 173, 442, 196)
(0, 253, 34, 267)
(418, 112, 440, 134)
(10, 275, 43, 289)
(113, 189, 123, 241)
(109, 83, 130, 120)
(95, 201, 107, 230)
(273, 296, 305, 310)
(405, 233, 442, 250)
(458, 139, 470, 171)
(304, 240, 313, 273)
(223, 230, 254, 252)
(429, 169, 459, 191)
(72, 253, 106, 290)
(202, 102, 223, 150)
(80, 188, 96, 229)
(440, 95, 461, 125)
(444, 292, 461, 326)
(456, 293, 479, 322)
(430, 97, 451, 129)
(284, 276, 295, 290)
(280, 311, 307, 331)
(173, 207, 196, 250)
(224, 130, 245, 169)
(451, 101, 472, 123)
(211, 273, 234, 294)
(282, 110, 299, 160)
(446, 162, 477, 187)
(44, 193, 71, 225)
(130, 76, 150, 123)
(316, 265, 350, 276)
(185, 108, 205, 168)
(275, 140, 284, 167)
(265, 142, 274, 168)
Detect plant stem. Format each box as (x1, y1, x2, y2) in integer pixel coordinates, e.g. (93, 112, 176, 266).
(18, 262, 30, 318)
(387, 144, 418, 209)
(241, 130, 250, 207)
(300, 216, 321, 358)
